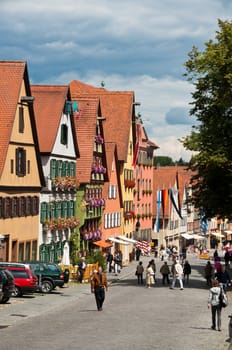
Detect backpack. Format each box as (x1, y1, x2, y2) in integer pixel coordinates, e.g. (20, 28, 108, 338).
(219, 288, 228, 308)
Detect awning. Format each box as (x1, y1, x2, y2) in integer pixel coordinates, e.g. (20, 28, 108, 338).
(107, 237, 129, 245)
(192, 234, 205, 240)
(181, 233, 194, 240)
(93, 240, 113, 248)
(211, 231, 225, 238)
(117, 235, 137, 244)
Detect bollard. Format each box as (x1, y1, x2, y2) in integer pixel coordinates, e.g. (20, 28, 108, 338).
(228, 315, 232, 341)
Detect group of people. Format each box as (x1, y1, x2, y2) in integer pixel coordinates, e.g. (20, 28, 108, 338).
(204, 249, 231, 332)
(106, 251, 123, 275)
(135, 257, 192, 289)
(85, 245, 231, 335)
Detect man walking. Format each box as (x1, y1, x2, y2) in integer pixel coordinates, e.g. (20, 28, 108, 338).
(91, 266, 108, 311)
(160, 261, 170, 285)
(170, 260, 184, 290)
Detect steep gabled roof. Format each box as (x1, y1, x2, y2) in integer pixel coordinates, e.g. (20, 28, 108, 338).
(70, 80, 135, 162)
(31, 85, 72, 153)
(0, 61, 26, 176)
(73, 95, 100, 183)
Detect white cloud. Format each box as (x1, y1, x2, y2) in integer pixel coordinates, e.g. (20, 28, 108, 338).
(1, 0, 230, 162)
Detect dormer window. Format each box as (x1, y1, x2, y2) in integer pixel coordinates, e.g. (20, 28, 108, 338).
(60, 124, 68, 145)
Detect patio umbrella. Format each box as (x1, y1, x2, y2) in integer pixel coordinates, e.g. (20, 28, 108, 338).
(61, 241, 70, 265)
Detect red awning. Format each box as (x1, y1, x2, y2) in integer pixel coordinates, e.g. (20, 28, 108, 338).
(93, 240, 113, 248)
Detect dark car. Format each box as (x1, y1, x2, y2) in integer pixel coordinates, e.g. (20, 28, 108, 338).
(0, 263, 38, 297)
(24, 261, 65, 293)
(0, 269, 15, 303)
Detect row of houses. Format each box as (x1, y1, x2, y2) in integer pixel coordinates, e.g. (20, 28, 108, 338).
(0, 61, 227, 266)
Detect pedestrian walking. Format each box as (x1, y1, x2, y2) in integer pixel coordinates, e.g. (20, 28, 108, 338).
(160, 261, 170, 285)
(136, 261, 144, 285)
(207, 279, 223, 331)
(91, 266, 108, 311)
(113, 252, 121, 275)
(224, 248, 230, 267)
(149, 259, 156, 282)
(204, 260, 213, 287)
(107, 251, 113, 273)
(78, 257, 86, 283)
(170, 260, 184, 290)
(215, 264, 231, 292)
(135, 246, 141, 261)
(146, 261, 155, 288)
(183, 260, 191, 285)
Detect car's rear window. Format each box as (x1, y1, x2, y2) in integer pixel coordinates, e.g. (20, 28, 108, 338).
(10, 270, 29, 278)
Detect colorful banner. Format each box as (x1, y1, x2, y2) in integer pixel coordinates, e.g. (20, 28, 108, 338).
(169, 188, 183, 219)
(132, 123, 141, 166)
(161, 189, 169, 217)
(154, 190, 162, 232)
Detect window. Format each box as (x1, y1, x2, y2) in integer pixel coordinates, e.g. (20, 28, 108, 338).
(70, 162, 76, 176)
(60, 124, 68, 145)
(64, 161, 70, 176)
(10, 159, 14, 174)
(57, 160, 63, 177)
(61, 201, 68, 217)
(18, 197, 26, 217)
(32, 196, 39, 215)
(26, 242, 31, 260)
(111, 213, 114, 227)
(27, 160, 30, 174)
(19, 106, 24, 133)
(50, 159, 56, 179)
(11, 197, 18, 217)
(18, 243, 24, 261)
(55, 202, 62, 218)
(4, 197, 11, 218)
(32, 241, 37, 260)
(68, 201, 75, 217)
(16, 148, 26, 176)
(50, 202, 55, 219)
(40, 202, 48, 223)
(26, 197, 32, 216)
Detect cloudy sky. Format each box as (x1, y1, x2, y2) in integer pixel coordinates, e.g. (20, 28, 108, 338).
(1, 0, 231, 161)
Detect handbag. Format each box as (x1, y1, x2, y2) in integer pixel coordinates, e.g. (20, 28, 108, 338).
(219, 288, 228, 308)
(135, 271, 138, 276)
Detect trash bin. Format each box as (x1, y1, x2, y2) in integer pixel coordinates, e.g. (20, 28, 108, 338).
(64, 268, 70, 284)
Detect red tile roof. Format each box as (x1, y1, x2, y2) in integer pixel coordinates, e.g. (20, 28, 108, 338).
(70, 80, 135, 162)
(73, 95, 100, 183)
(31, 85, 70, 153)
(0, 61, 27, 176)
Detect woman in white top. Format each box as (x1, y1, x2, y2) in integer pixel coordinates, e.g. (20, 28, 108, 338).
(146, 262, 155, 288)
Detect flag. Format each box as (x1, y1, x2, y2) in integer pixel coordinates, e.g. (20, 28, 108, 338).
(169, 188, 183, 219)
(200, 209, 208, 235)
(132, 123, 141, 166)
(154, 190, 162, 232)
(161, 189, 168, 217)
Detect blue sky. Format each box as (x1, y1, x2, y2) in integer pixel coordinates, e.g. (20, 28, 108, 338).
(1, 0, 231, 161)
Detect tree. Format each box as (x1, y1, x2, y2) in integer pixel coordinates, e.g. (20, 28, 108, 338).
(182, 20, 232, 220)
(154, 156, 175, 166)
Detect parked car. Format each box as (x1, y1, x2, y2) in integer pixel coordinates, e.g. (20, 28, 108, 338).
(23, 261, 65, 293)
(0, 269, 15, 303)
(0, 262, 38, 297)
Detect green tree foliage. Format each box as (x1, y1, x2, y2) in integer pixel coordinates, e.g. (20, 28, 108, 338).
(182, 20, 232, 219)
(154, 156, 175, 166)
(154, 156, 188, 166)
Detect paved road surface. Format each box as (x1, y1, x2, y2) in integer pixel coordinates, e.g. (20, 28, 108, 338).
(0, 253, 232, 350)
